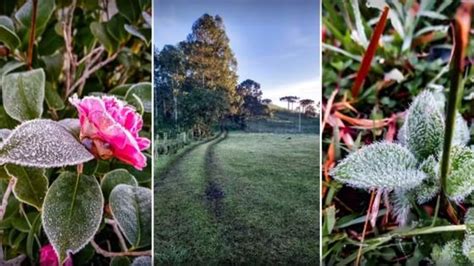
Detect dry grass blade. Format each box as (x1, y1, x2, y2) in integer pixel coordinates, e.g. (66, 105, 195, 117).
(351, 6, 390, 98)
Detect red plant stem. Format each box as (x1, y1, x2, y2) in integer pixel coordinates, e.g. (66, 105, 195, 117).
(27, 0, 38, 69)
(351, 6, 389, 98)
(355, 191, 376, 266)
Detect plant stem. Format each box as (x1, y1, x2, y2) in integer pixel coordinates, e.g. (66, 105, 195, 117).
(440, 3, 471, 195)
(105, 218, 128, 251)
(90, 240, 151, 257)
(355, 191, 375, 265)
(431, 195, 441, 227)
(27, 0, 38, 69)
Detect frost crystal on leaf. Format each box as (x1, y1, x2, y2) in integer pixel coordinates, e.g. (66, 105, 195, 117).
(0, 119, 94, 168)
(445, 146, 474, 203)
(453, 113, 470, 147)
(330, 142, 427, 190)
(405, 91, 445, 160)
(42, 172, 103, 264)
(131, 256, 152, 266)
(415, 156, 440, 204)
(109, 184, 151, 248)
(390, 189, 413, 226)
(432, 240, 471, 265)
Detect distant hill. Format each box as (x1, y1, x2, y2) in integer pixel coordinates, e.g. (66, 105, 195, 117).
(244, 105, 319, 134)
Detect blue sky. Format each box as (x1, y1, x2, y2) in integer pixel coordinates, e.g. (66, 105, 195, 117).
(154, 0, 320, 107)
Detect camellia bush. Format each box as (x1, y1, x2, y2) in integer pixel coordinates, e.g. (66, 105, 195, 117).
(0, 0, 152, 265)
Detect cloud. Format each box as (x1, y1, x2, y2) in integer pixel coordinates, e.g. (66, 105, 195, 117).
(262, 78, 321, 108)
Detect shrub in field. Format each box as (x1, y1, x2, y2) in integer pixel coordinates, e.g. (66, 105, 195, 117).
(0, 1, 151, 265)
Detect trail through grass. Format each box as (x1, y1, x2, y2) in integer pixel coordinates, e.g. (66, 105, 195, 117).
(154, 132, 319, 264)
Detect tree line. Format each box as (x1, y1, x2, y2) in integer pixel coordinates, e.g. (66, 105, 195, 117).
(154, 14, 317, 138)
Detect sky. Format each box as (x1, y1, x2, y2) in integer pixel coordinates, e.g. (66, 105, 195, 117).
(154, 0, 320, 108)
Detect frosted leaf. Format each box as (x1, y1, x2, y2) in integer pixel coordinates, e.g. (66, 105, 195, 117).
(445, 146, 474, 202)
(0, 129, 11, 142)
(415, 156, 440, 204)
(58, 118, 80, 137)
(464, 209, 474, 263)
(432, 240, 470, 265)
(5, 164, 47, 210)
(397, 122, 407, 146)
(125, 82, 152, 113)
(131, 256, 152, 266)
(42, 172, 103, 264)
(453, 113, 470, 147)
(2, 69, 45, 121)
(110, 184, 151, 248)
(100, 169, 138, 200)
(330, 142, 427, 190)
(390, 189, 412, 226)
(405, 91, 444, 160)
(0, 119, 94, 168)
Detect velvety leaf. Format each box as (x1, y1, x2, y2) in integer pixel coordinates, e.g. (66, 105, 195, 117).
(42, 173, 103, 264)
(101, 169, 138, 200)
(390, 189, 413, 226)
(2, 68, 45, 121)
(453, 112, 470, 146)
(5, 164, 47, 210)
(116, 0, 141, 23)
(405, 91, 444, 160)
(330, 142, 426, 190)
(125, 82, 151, 113)
(110, 184, 151, 248)
(90, 22, 118, 54)
(131, 256, 152, 266)
(0, 16, 20, 49)
(0, 119, 94, 168)
(415, 156, 440, 204)
(124, 25, 150, 45)
(445, 146, 474, 202)
(15, 0, 55, 36)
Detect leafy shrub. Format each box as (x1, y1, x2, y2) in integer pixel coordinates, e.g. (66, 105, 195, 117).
(0, 1, 151, 265)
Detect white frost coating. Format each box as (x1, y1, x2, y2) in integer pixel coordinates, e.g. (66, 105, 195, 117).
(390, 189, 412, 226)
(445, 146, 474, 203)
(42, 173, 104, 264)
(131, 256, 152, 266)
(100, 169, 138, 199)
(366, 0, 386, 10)
(2, 68, 45, 122)
(330, 142, 427, 190)
(0, 119, 94, 168)
(0, 129, 11, 142)
(453, 113, 470, 147)
(58, 118, 80, 137)
(110, 184, 151, 248)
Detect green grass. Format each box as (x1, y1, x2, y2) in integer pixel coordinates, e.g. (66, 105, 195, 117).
(245, 106, 319, 134)
(154, 132, 319, 264)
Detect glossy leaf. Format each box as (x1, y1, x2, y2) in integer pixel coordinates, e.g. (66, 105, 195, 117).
(116, 0, 141, 23)
(101, 169, 138, 200)
(90, 22, 118, 54)
(0, 16, 20, 49)
(15, 0, 55, 36)
(125, 82, 152, 113)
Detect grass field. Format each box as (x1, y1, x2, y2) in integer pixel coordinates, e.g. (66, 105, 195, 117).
(154, 130, 319, 264)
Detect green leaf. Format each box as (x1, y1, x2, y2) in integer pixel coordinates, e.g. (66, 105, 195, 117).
(464, 209, 474, 263)
(110, 184, 151, 248)
(42, 172, 104, 264)
(330, 142, 426, 190)
(125, 82, 151, 113)
(26, 213, 41, 259)
(2, 68, 45, 122)
(5, 164, 47, 210)
(445, 146, 474, 202)
(131, 256, 152, 266)
(45, 82, 65, 110)
(106, 15, 130, 44)
(124, 25, 150, 45)
(453, 112, 470, 146)
(432, 240, 470, 265)
(415, 156, 440, 204)
(0, 16, 20, 50)
(0, 119, 94, 168)
(405, 91, 444, 160)
(116, 0, 141, 23)
(323, 205, 336, 236)
(390, 189, 413, 226)
(101, 169, 138, 200)
(15, 0, 55, 37)
(111, 256, 131, 266)
(90, 22, 118, 54)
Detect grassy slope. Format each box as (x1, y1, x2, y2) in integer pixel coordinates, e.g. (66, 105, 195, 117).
(154, 132, 319, 264)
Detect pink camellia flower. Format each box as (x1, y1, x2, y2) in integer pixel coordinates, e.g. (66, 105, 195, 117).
(40, 244, 73, 266)
(69, 94, 150, 170)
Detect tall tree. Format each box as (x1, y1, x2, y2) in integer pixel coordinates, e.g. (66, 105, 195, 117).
(299, 99, 315, 112)
(180, 14, 238, 114)
(154, 45, 185, 132)
(280, 96, 299, 110)
(236, 79, 265, 116)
